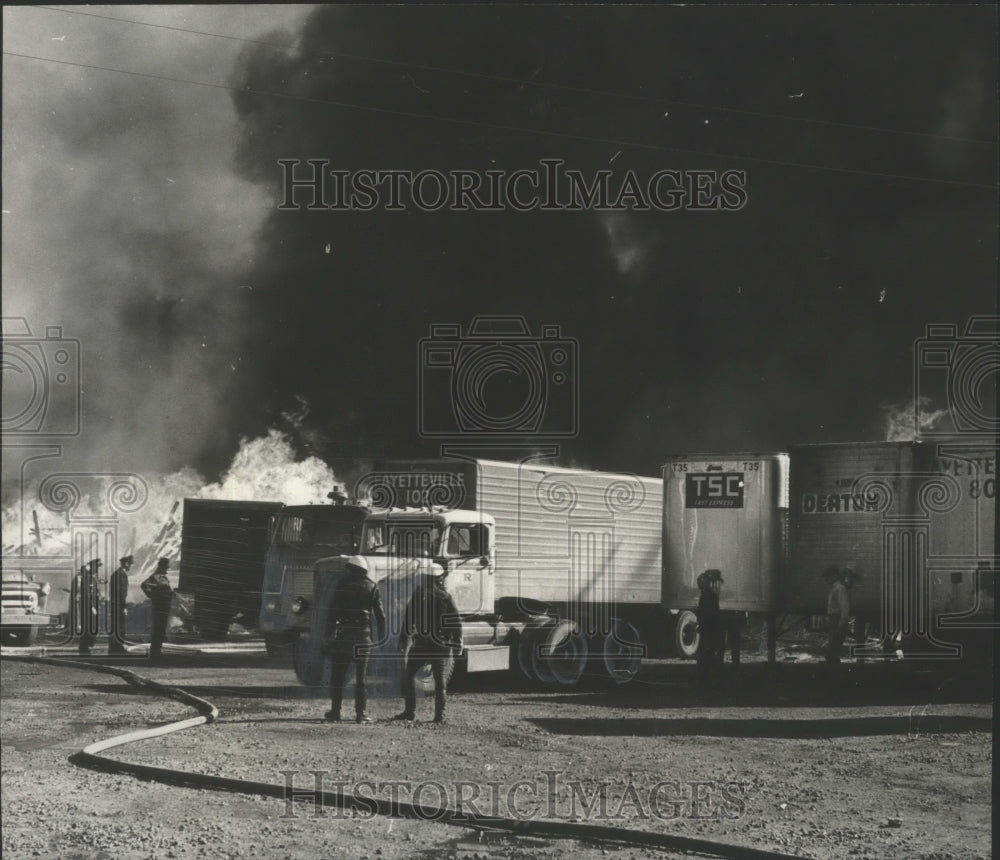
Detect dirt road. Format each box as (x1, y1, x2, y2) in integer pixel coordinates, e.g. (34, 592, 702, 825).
(0, 646, 992, 859)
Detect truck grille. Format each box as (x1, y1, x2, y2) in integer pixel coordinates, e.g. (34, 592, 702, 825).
(2, 589, 38, 611)
(291, 568, 313, 599)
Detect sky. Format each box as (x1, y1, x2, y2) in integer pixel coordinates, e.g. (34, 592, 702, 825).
(2, 4, 997, 503)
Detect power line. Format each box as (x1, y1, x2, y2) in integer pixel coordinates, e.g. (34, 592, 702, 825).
(5, 50, 996, 192)
(31, 3, 998, 148)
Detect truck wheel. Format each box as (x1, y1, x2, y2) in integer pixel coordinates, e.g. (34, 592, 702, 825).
(292, 634, 329, 688)
(540, 620, 588, 686)
(514, 617, 554, 685)
(263, 632, 293, 667)
(601, 619, 643, 683)
(1, 626, 38, 647)
(673, 610, 700, 659)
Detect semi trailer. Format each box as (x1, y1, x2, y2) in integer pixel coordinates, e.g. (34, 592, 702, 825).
(180, 495, 370, 648)
(179, 499, 285, 640)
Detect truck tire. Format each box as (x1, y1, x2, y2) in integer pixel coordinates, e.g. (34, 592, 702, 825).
(1, 626, 38, 647)
(540, 620, 588, 686)
(601, 619, 643, 683)
(672, 610, 700, 659)
(263, 632, 294, 667)
(292, 633, 330, 688)
(513, 617, 554, 684)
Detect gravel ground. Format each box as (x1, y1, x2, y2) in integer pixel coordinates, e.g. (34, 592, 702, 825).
(0, 647, 992, 860)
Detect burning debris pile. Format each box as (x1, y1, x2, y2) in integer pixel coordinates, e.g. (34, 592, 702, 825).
(2, 430, 341, 610)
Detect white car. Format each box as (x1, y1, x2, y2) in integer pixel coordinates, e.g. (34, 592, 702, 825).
(1, 572, 53, 646)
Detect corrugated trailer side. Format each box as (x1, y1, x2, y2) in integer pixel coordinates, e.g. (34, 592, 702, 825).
(476, 459, 663, 606)
(785, 442, 917, 618)
(179, 498, 284, 639)
(786, 439, 996, 656)
(921, 440, 996, 629)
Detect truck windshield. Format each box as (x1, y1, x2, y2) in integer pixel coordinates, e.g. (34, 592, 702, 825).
(272, 514, 357, 554)
(362, 520, 441, 558)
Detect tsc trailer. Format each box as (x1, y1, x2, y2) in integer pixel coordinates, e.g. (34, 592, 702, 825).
(661, 441, 996, 661)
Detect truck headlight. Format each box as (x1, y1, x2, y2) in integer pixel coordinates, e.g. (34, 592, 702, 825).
(291, 597, 310, 615)
(264, 598, 278, 613)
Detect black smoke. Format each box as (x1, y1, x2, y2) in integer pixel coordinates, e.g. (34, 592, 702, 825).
(226, 5, 997, 478)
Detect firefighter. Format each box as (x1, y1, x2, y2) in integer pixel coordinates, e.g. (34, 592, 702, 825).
(141, 557, 174, 661)
(695, 569, 724, 682)
(72, 559, 102, 656)
(826, 566, 856, 668)
(324, 555, 385, 724)
(395, 564, 463, 724)
(108, 554, 134, 655)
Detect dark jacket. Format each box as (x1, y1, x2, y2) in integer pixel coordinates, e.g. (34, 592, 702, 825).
(327, 570, 386, 643)
(110, 567, 129, 608)
(400, 578, 463, 654)
(141, 571, 173, 609)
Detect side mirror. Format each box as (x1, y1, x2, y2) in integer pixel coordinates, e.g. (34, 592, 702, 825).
(479, 556, 489, 568)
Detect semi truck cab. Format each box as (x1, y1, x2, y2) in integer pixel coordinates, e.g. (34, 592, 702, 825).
(357, 509, 496, 616)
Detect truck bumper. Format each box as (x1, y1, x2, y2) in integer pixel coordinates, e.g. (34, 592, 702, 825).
(1, 612, 52, 628)
(465, 644, 511, 673)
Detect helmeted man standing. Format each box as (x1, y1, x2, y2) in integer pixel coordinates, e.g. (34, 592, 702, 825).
(108, 554, 134, 655)
(72, 559, 102, 656)
(395, 565, 463, 724)
(324, 555, 386, 724)
(141, 557, 174, 661)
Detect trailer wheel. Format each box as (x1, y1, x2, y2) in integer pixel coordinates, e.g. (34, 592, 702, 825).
(540, 620, 588, 686)
(673, 610, 700, 659)
(601, 619, 643, 684)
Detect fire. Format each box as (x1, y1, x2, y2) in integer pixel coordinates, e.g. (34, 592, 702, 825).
(1, 430, 340, 603)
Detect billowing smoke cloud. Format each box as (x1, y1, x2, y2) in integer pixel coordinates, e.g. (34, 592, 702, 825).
(3, 5, 996, 502)
(224, 6, 996, 473)
(2, 5, 310, 496)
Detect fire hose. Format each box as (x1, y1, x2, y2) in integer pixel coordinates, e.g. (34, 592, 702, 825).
(1, 653, 814, 860)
